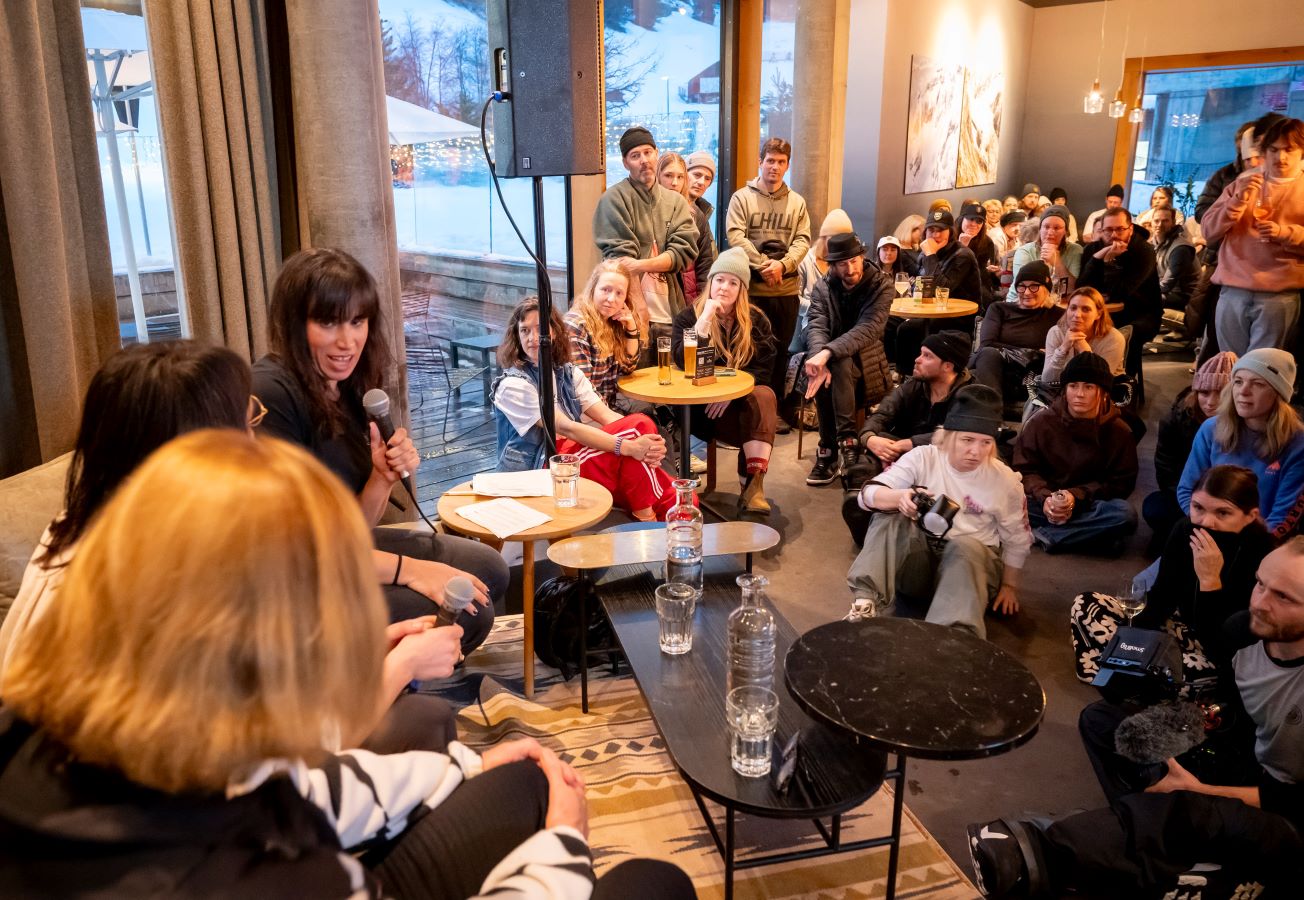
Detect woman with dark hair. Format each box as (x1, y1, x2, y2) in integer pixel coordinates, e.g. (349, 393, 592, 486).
(1071, 464, 1276, 688)
(493, 296, 678, 520)
(0, 341, 467, 756)
(252, 247, 509, 641)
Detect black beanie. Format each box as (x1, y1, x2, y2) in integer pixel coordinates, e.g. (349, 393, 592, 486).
(1015, 260, 1052, 287)
(1061, 352, 1113, 390)
(620, 126, 656, 157)
(944, 385, 1003, 437)
(1107, 183, 1125, 199)
(922, 330, 971, 372)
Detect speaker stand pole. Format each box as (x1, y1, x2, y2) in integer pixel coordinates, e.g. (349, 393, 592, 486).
(532, 175, 557, 457)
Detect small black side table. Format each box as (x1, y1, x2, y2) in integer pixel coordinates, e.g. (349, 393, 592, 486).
(786, 618, 1046, 900)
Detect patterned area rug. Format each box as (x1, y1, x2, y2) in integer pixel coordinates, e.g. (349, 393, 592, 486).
(433, 616, 978, 899)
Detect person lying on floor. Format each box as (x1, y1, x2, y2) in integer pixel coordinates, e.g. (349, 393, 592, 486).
(0, 430, 696, 900)
(967, 539, 1304, 900)
(844, 385, 1031, 639)
(493, 296, 678, 521)
(1013, 352, 1139, 555)
(0, 342, 464, 756)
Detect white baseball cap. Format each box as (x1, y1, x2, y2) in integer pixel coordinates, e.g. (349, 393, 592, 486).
(877, 236, 902, 250)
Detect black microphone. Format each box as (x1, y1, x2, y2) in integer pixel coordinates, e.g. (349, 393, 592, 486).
(363, 388, 416, 500)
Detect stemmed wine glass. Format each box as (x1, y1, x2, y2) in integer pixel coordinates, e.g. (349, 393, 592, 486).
(1116, 577, 1147, 626)
(894, 273, 910, 300)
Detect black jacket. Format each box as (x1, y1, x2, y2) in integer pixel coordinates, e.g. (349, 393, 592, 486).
(806, 263, 894, 402)
(961, 231, 1000, 304)
(911, 239, 983, 306)
(1196, 161, 1239, 265)
(1154, 228, 1200, 313)
(1154, 388, 1208, 492)
(859, 370, 974, 446)
(1078, 227, 1163, 331)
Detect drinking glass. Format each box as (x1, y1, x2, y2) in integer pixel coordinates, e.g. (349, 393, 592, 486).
(549, 453, 579, 508)
(1253, 203, 1273, 243)
(726, 686, 779, 777)
(1116, 576, 1147, 625)
(655, 582, 697, 655)
(683, 328, 698, 379)
(935, 286, 950, 305)
(657, 336, 672, 385)
(894, 272, 910, 299)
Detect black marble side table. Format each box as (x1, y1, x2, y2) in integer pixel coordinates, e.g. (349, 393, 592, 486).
(785, 617, 1046, 900)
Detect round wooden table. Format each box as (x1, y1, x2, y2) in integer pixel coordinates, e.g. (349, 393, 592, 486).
(889, 297, 979, 319)
(618, 366, 755, 480)
(438, 478, 612, 697)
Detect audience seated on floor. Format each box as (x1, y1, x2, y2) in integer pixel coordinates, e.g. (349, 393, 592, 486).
(1071, 464, 1275, 692)
(671, 247, 779, 514)
(493, 296, 676, 521)
(969, 260, 1061, 404)
(252, 248, 508, 631)
(1143, 351, 1238, 550)
(801, 231, 894, 488)
(0, 341, 464, 757)
(563, 258, 650, 414)
(841, 331, 975, 542)
(1177, 349, 1304, 539)
(844, 385, 1029, 639)
(1014, 352, 1138, 555)
(969, 540, 1304, 900)
(0, 430, 694, 900)
(1004, 205, 1080, 303)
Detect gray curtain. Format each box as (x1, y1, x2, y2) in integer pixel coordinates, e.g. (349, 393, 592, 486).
(0, 0, 121, 467)
(145, 0, 280, 362)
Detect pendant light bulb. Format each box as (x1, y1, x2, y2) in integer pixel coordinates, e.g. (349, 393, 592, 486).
(1084, 79, 1104, 114)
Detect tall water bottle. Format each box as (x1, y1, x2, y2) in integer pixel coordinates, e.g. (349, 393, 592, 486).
(728, 574, 776, 694)
(665, 478, 703, 596)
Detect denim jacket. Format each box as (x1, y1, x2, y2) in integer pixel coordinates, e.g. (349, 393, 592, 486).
(493, 363, 583, 472)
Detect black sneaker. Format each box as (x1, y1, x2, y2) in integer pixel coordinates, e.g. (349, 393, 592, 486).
(966, 818, 1049, 898)
(806, 449, 840, 485)
(838, 440, 861, 490)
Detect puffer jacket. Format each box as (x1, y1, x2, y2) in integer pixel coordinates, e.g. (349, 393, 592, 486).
(1154, 226, 1199, 312)
(806, 262, 895, 405)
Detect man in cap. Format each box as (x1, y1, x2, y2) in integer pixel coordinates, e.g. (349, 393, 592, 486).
(1083, 183, 1127, 244)
(1019, 183, 1042, 215)
(844, 384, 1031, 638)
(1014, 352, 1139, 554)
(802, 232, 895, 486)
(592, 126, 700, 348)
(725, 137, 812, 400)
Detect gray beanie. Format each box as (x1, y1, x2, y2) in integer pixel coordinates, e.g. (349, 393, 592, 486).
(685, 150, 716, 178)
(1233, 348, 1296, 402)
(708, 247, 751, 285)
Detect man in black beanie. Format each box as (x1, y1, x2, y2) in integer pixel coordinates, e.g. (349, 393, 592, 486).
(1083, 183, 1127, 244)
(1014, 352, 1138, 554)
(844, 384, 1031, 638)
(593, 126, 699, 349)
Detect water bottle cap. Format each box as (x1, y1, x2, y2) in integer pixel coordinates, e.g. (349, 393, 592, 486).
(444, 576, 476, 610)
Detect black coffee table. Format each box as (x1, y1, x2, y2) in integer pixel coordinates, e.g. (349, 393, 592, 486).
(598, 561, 894, 900)
(786, 617, 1046, 900)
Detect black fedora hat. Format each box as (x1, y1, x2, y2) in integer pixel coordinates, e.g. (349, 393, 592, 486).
(825, 232, 867, 262)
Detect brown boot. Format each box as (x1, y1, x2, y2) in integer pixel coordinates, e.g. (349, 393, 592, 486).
(739, 471, 771, 514)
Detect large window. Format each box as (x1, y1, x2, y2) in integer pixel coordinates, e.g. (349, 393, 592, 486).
(758, 0, 794, 175)
(80, 2, 185, 346)
(1129, 62, 1304, 217)
(602, 1, 723, 213)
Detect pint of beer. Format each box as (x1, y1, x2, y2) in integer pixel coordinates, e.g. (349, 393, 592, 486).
(657, 336, 672, 385)
(683, 329, 698, 380)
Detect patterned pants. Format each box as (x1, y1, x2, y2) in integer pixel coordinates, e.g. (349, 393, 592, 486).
(1069, 591, 1217, 696)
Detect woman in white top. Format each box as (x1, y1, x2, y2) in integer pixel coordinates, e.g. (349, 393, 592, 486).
(1042, 287, 1126, 383)
(493, 297, 677, 520)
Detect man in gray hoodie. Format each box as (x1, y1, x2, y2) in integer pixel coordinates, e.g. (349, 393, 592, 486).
(725, 137, 812, 400)
(592, 127, 699, 349)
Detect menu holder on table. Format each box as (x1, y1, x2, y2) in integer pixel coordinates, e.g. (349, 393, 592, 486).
(692, 345, 717, 386)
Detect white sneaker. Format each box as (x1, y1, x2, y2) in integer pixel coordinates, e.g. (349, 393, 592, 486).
(690, 454, 709, 474)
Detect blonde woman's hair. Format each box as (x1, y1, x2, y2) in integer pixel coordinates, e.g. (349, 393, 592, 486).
(932, 427, 997, 461)
(1059, 287, 1114, 341)
(3, 430, 386, 795)
(893, 214, 924, 249)
(1213, 380, 1304, 460)
(656, 152, 691, 201)
(571, 259, 645, 368)
(692, 275, 757, 369)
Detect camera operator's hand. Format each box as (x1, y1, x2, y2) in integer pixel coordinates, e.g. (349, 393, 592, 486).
(897, 491, 920, 520)
(1190, 528, 1225, 591)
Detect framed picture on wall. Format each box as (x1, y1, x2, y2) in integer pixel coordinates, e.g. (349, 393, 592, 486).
(957, 68, 1004, 187)
(904, 55, 963, 194)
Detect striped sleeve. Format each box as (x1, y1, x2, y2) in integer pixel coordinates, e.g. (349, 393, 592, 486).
(473, 827, 595, 900)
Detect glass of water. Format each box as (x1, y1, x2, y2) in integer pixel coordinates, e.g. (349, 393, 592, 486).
(935, 286, 950, 305)
(726, 686, 779, 777)
(655, 582, 696, 655)
(549, 453, 579, 508)
(1117, 576, 1147, 625)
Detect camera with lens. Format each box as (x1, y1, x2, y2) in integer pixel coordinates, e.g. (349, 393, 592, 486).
(910, 488, 960, 539)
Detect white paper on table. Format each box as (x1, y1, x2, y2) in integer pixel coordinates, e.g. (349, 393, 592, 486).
(469, 469, 553, 497)
(453, 497, 553, 540)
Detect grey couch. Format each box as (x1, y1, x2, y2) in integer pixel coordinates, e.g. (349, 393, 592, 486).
(0, 455, 70, 625)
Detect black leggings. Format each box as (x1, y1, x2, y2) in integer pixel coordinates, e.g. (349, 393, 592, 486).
(371, 761, 694, 900)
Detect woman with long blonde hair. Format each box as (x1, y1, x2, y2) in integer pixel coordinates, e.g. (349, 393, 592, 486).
(563, 258, 648, 413)
(0, 431, 693, 898)
(670, 247, 779, 513)
(657, 151, 713, 299)
(1178, 349, 1304, 538)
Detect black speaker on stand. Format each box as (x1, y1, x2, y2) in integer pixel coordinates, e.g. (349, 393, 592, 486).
(486, 0, 605, 452)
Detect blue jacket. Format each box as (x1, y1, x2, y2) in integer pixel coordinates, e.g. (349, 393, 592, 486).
(1177, 417, 1304, 535)
(493, 363, 583, 472)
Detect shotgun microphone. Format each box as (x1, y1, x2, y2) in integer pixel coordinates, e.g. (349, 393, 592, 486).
(362, 388, 415, 499)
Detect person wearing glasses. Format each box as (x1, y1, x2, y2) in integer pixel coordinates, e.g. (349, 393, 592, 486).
(969, 260, 1063, 401)
(0, 343, 465, 756)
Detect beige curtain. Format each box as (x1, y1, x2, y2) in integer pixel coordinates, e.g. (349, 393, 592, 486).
(145, 0, 279, 362)
(0, 0, 121, 464)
